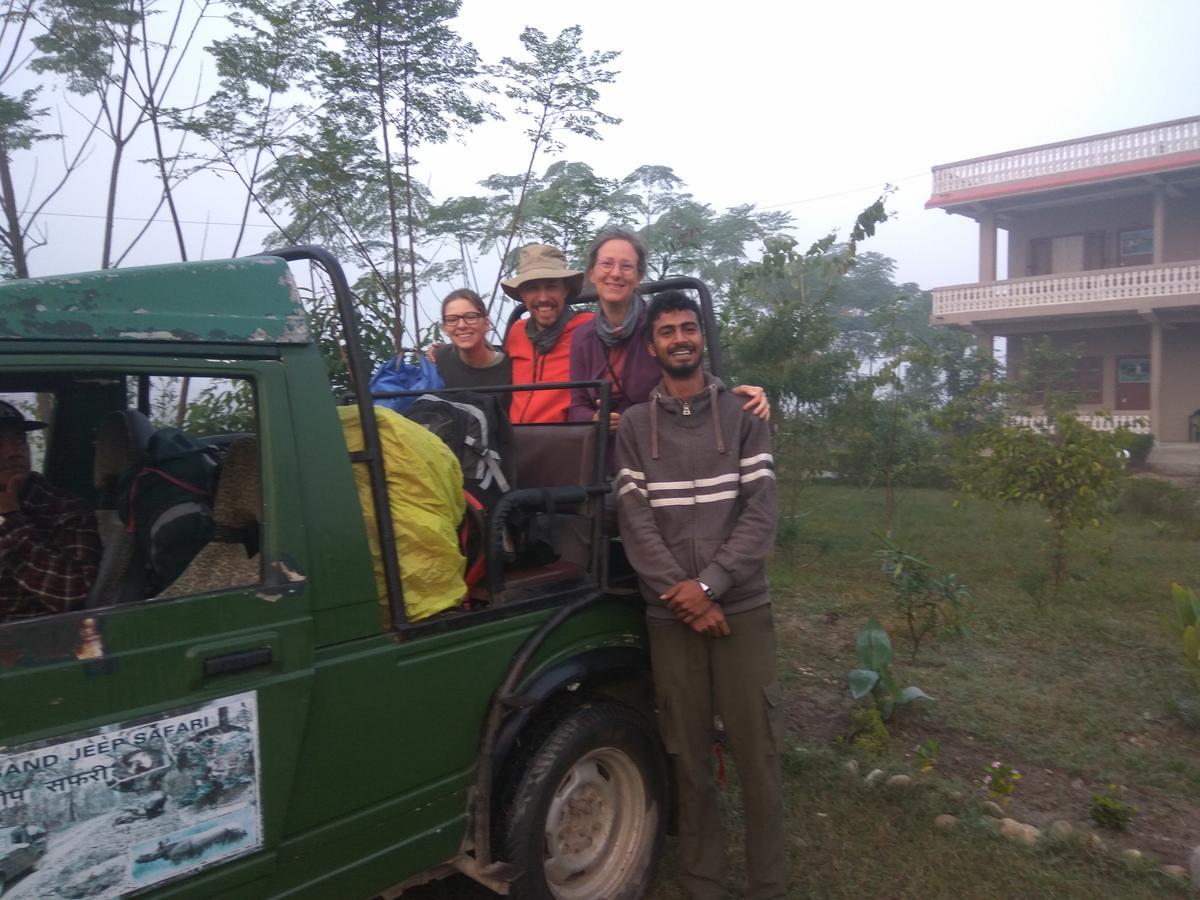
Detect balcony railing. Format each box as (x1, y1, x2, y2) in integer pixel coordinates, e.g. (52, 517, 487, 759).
(1009, 414, 1150, 434)
(932, 260, 1200, 317)
(931, 116, 1200, 195)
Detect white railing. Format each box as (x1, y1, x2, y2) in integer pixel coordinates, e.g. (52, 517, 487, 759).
(931, 116, 1200, 195)
(1009, 414, 1150, 434)
(932, 261, 1200, 316)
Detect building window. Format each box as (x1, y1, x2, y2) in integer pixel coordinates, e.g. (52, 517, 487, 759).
(1117, 358, 1151, 384)
(1118, 228, 1153, 266)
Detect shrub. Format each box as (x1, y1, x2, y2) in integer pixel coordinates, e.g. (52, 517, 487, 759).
(846, 704, 890, 756)
(876, 535, 970, 660)
(954, 413, 1132, 588)
(1090, 784, 1136, 830)
(1125, 432, 1155, 467)
(1119, 477, 1200, 524)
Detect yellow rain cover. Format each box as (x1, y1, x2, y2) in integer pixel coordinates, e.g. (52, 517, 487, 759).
(338, 404, 466, 624)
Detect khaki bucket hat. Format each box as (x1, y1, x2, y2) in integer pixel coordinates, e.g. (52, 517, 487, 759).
(501, 244, 584, 302)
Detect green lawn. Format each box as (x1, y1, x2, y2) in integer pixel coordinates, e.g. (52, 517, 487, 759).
(644, 481, 1200, 899)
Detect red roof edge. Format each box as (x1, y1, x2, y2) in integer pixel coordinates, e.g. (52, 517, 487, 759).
(925, 149, 1200, 210)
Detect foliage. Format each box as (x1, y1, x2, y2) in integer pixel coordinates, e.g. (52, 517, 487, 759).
(1117, 477, 1200, 529)
(484, 25, 621, 308)
(1173, 583, 1200, 688)
(847, 617, 933, 721)
(844, 704, 889, 756)
(982, 759, 1022, 807)
(954, 413, 1133, 589)
(722, 198, 889, 418)
(1124, 432, 1155, 467)
(915, 737, 939, 775)
(183, 380, 256, 435)
(876, 535, 970, 660)
(1089, 784, 1136, 830)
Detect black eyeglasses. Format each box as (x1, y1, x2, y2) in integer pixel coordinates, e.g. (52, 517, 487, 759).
(443, 312, 486, 326)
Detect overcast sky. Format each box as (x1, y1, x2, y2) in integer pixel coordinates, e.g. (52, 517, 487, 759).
(18, 0, 1200, 293)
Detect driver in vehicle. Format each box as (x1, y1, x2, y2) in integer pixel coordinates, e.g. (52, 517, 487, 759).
(0, 401, 100, 622)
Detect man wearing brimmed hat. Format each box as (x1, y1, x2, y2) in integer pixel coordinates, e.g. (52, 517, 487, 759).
(501, 244, 595, 424)
(0, 400, 100, 621)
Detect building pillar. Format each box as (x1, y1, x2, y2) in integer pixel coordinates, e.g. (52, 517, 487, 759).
(1152, 187, 1166, 265)
(1150, 319, 1163, 436)
(978, 212, 998, 282)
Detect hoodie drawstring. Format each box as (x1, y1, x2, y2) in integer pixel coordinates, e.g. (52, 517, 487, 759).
(650, 392, 660, 459)
(709, 383, 726, 454)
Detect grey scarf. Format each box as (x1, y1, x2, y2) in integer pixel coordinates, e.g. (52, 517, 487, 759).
(595, 293, 644, 348)
(526, 306, 578, 357)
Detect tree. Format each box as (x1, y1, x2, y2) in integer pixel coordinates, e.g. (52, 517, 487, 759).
(485, 24, 620, 310)
(954, 412, 1132, 591)
(32, 0, 212, 268)
(321, 0, 491, 347)
(1, 0, 105, 277)
(184, 0, 323, 256)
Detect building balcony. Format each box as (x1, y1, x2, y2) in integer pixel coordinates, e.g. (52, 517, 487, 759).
(1008, 414, 1151, 435)
(929, 116, 1200, 210)
(931, 259, 1200, 326)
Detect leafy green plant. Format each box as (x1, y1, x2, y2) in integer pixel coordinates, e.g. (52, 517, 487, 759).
(1173, 583, 1200, 687)
(915, 737, 939, 775)
(954, 413, 1132, 590)
(982, 759, 1022, 807)
(876, 535, 970, 660)
(1090, 784, 1136, 830)
(847, 618, 933, 720)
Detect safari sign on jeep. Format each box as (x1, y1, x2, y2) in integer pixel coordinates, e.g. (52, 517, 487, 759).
(0, 247, 726, 899)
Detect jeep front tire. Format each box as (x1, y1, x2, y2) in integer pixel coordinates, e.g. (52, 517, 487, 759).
(504, 701, 667, 900)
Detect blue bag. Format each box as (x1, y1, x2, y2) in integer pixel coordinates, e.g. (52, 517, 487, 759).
(369, 355, 445, 413)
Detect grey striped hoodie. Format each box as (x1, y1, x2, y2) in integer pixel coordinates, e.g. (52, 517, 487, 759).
(615, 374, 777, 621)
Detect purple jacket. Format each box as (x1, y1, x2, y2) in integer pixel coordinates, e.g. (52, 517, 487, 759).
(567, 309, 663, 422)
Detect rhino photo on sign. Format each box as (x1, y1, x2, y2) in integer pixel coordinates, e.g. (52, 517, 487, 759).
(0, 691, 262, 898)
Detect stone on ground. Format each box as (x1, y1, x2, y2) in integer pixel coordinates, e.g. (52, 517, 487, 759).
(864, 768, 885, 787)
(981, 800, 1005, 818)
(886, 774, 913, 788)
(1161, 864, 1187, 881)
(934, 814, 959, 831)
(1048, 820, 1074, 841)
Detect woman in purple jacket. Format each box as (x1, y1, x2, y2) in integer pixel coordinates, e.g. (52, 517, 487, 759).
(567, 228, 769, 437)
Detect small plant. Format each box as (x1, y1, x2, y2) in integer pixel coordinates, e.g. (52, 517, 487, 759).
(845, 704, 890, 756)
(847, 618, 933, 720)
(982, 759, 1022, 807)
(1090, 784, 1137, 830)
(876, 535, 971, 660)
(1172, 583, 1200, 687)
(915, 737, 939, 775)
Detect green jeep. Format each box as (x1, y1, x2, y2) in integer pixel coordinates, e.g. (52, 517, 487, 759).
(0, 248, 726, 900)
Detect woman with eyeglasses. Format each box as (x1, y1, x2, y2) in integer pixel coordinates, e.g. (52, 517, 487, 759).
(568, 229, 769, 437)
(434, 288, 513, 410)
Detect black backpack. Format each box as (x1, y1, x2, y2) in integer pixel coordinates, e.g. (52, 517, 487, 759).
(403, 392, 514, 509)
(116, 427, 217, 593)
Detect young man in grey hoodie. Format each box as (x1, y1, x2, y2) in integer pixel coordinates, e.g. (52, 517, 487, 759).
(615, 290, 785, 900)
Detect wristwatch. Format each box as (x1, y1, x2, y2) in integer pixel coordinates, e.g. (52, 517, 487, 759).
(696, 580, 716, 601)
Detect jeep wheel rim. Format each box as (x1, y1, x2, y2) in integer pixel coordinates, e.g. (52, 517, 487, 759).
(542, 746, 653, 899)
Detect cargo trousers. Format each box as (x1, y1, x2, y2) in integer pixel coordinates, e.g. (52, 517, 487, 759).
(647, 602, 787, 900)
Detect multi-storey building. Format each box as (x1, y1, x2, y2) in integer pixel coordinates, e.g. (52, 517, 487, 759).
(926, 116, 1200, 443)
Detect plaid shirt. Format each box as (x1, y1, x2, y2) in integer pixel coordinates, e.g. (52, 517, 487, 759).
(0, 473, 101, 622)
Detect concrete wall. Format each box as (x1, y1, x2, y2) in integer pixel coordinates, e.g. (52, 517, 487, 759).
(1164, 197, 1200, 262)
(1004, 324, 1200, 440)
(1006, 193, 1200, 276)
(1161, 323, 1200, 441)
